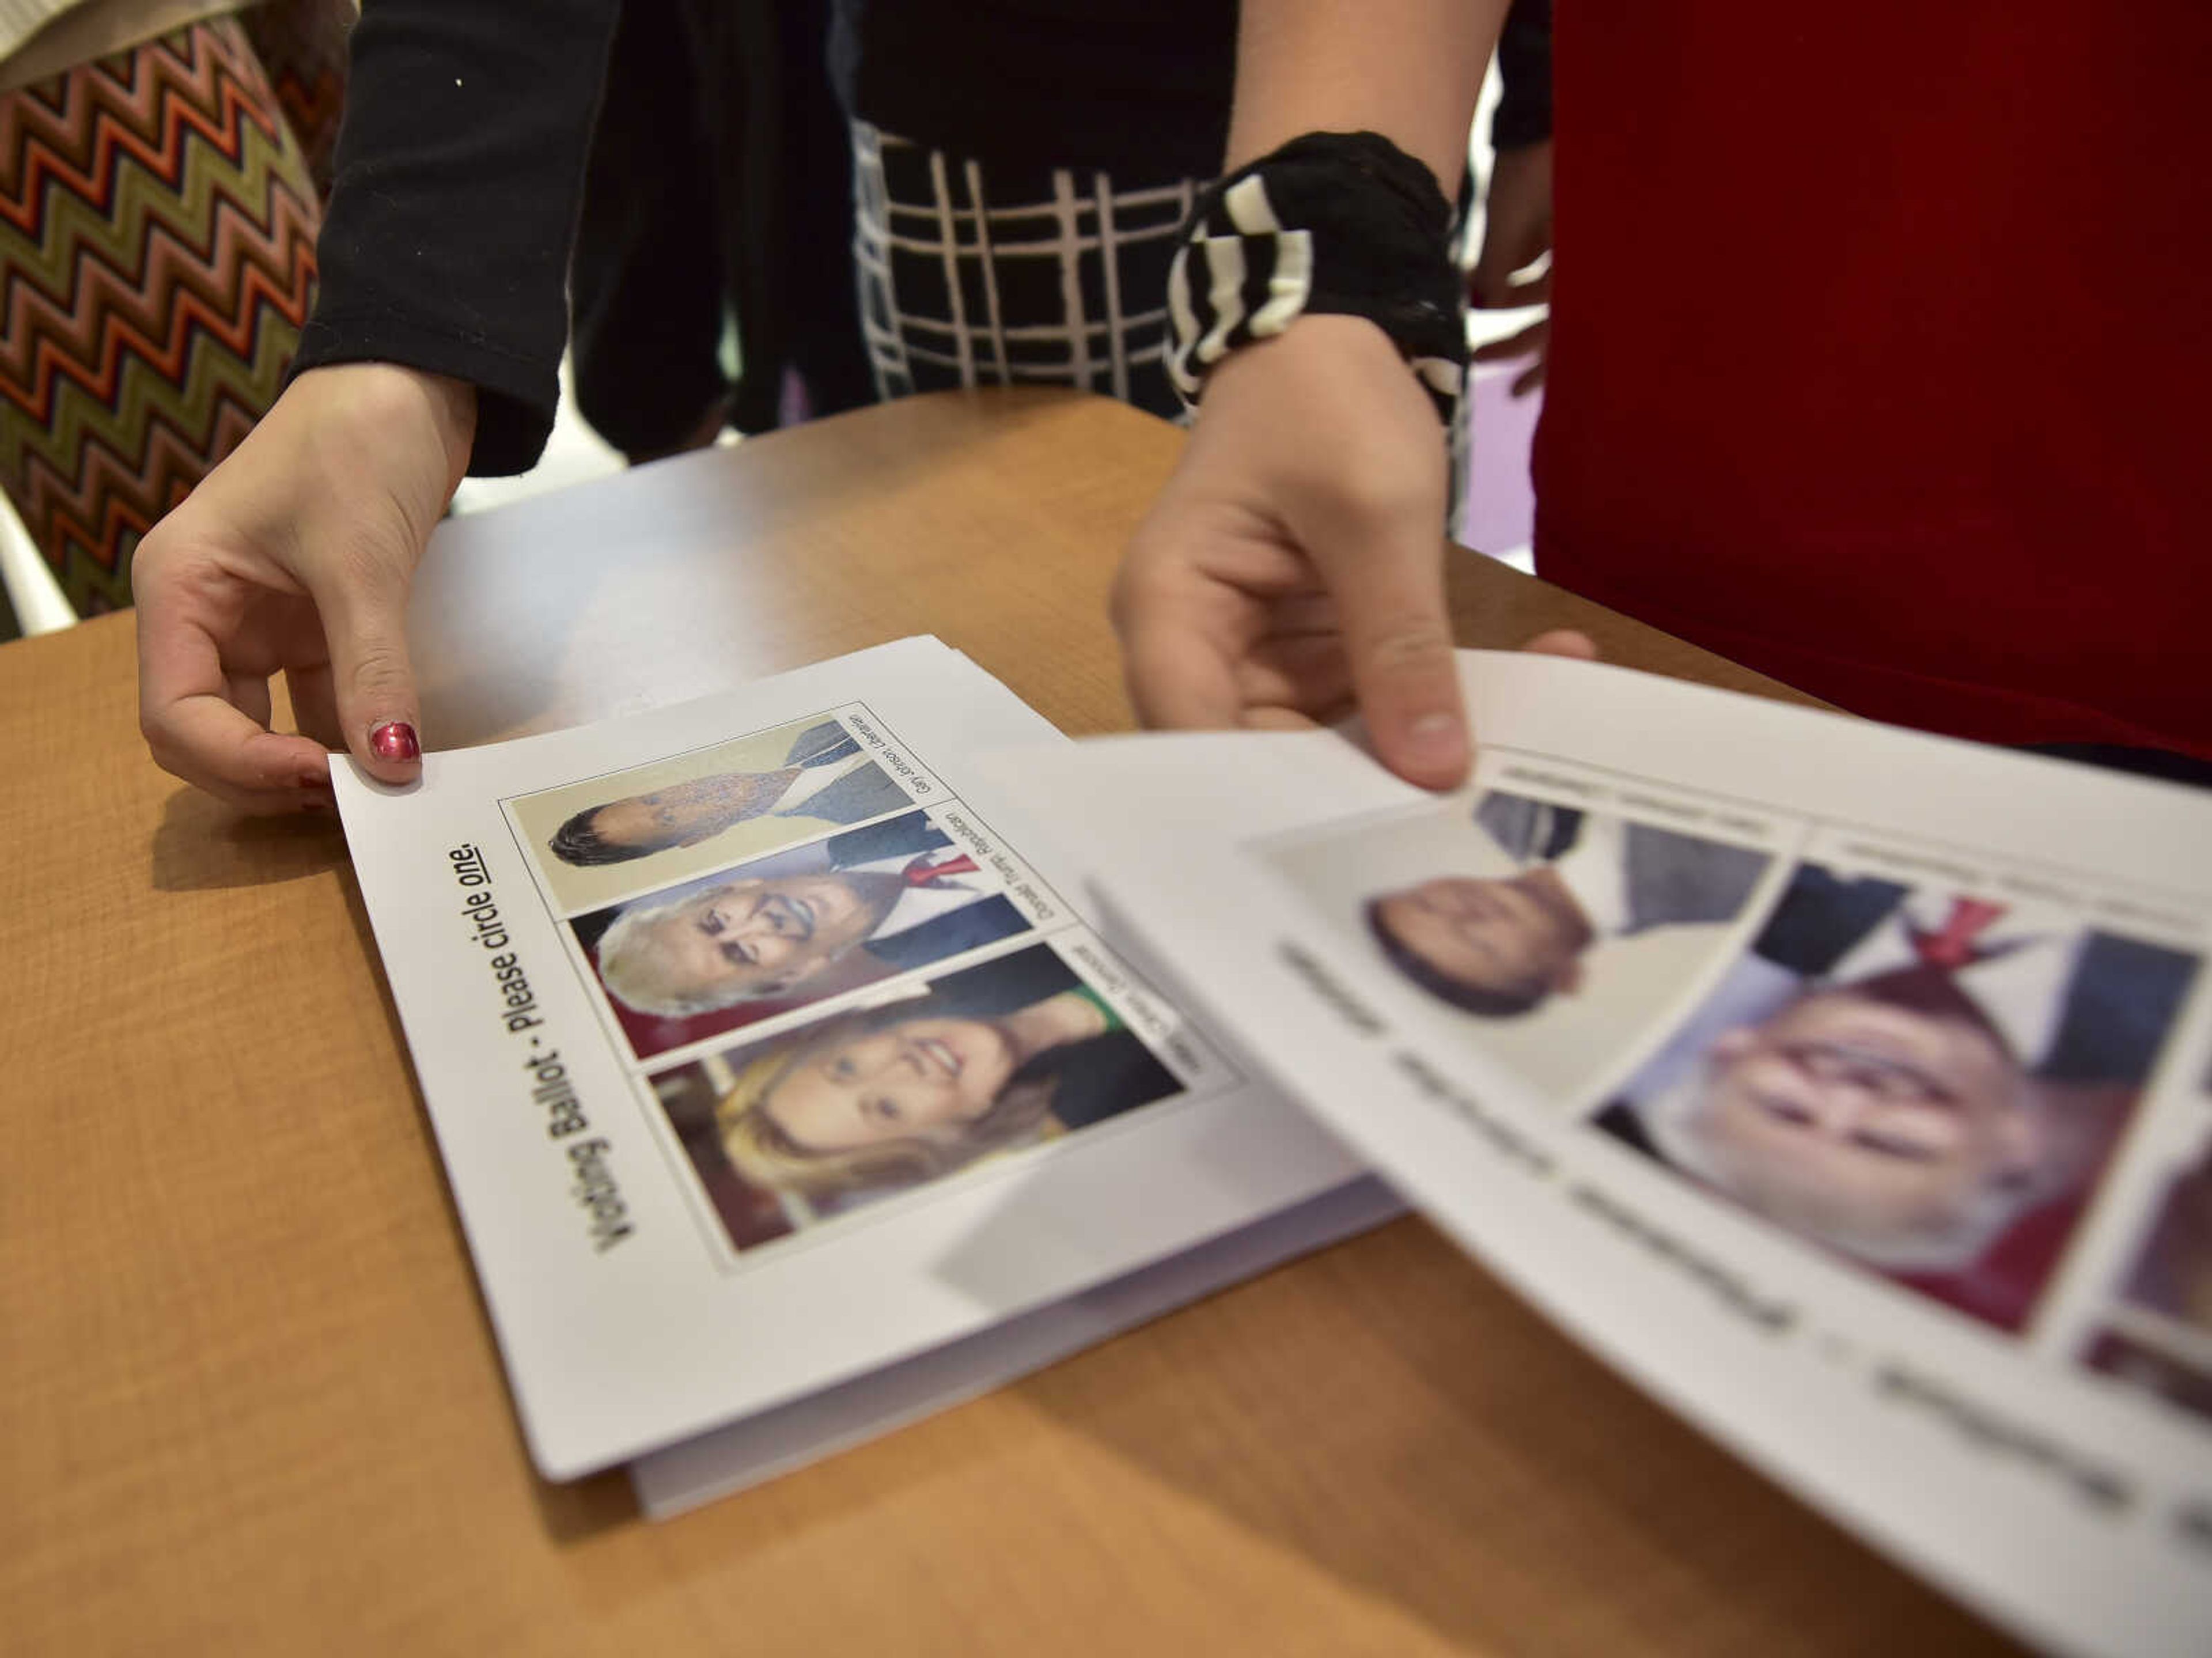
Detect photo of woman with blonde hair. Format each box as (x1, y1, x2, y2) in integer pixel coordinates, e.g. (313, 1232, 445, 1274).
(654, 944, 1183, 1246)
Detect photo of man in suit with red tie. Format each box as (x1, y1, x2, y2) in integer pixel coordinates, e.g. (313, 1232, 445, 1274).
(574, 808, 1032, 1058)
(1597, 861, 2200, 1330)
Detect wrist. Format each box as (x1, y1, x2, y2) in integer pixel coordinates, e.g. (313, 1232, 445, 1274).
(293, 361, 478, 491)
(1168, 131, 1467, 422)
(412, 369, 478, 489)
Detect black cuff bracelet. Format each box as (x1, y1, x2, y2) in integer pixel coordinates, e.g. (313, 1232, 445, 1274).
(1166, 130, 1467, 421)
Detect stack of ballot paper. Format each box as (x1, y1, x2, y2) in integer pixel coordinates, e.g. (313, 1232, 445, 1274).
(335, 639, 1392, 1512)
(337, 638, 2212, 1657)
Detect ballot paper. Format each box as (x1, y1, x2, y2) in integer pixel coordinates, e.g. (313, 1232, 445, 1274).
(987, 652, 2212, 1658)
(332, 637, 1374, 1486)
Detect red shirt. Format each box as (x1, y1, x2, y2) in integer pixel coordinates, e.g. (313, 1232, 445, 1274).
(1536, 4, 2212, 758)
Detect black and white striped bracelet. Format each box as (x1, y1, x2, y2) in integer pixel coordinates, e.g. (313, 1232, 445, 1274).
(1165, 130, 1467, 421)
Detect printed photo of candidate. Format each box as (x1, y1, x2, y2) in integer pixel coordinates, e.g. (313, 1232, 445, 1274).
(649, 942, 1184, 1252)
(2081, 1328, 2212, 1426)
(1597, 861, 2199, 1331)
(511, 713, 912, 914)
(1367, 792, 1771, 1017)
(1268, 789, 1775, 1100)
(573, 809, 1032, 1059)
(2080, 1144, 2212, 1425)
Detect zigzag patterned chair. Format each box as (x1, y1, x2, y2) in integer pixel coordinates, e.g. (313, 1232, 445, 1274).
(0, 7, 336, 618)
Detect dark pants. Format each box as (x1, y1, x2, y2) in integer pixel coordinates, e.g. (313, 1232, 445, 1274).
(570, 0, 873, 457)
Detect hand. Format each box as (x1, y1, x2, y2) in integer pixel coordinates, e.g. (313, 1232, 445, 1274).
(134, 364, 475, 811)
(1113, 315, 1591, 790)
(1468, 138, 1552, 397)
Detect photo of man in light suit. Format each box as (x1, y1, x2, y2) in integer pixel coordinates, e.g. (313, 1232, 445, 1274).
(1365, 792, 1771, 1017)
(584, 809, 1028, 1020)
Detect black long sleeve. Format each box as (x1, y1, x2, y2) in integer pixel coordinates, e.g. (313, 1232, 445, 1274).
(289, 0, 619, 475)
(834, 0, 1236, 178)
(1491, 0, 1554, 152)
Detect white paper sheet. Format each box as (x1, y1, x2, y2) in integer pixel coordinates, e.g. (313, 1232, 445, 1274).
(334, 638, 1361, 1479)
(986, 651, 2212, 1658)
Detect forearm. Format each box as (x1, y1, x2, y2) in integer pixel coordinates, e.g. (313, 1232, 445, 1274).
(1224, 0, 1508, 193)
(292, 0, 619, 475)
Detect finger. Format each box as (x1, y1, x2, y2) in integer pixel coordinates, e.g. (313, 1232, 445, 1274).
(149, 694, 336, 812)
(1468, 252, 1557, 303)
(1241, 706, 1322, 732)
(310, 540, 425, 783)
(1111, 528, 1256, 730)
(1510, 358, 1548, 398)
(1248, 585, 1339, 636)
(1470, 266, 1552, 312)
(136, 561, 331, 809)
(1499, 268, 1552, 307)
(1520, 629, 1599, 660)
(1119, 604, 1246, 730)
(286, 662, 344, 749)
(1236, 633, 1354, 716)
(1471, 320, 1550, 365)
(226, 671, 273, 729)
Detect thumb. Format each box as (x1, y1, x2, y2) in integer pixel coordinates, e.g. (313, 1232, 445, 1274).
(313, 539, 426, 785)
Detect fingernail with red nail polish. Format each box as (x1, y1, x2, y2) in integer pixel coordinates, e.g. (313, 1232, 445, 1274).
(370, 720, 421, 763)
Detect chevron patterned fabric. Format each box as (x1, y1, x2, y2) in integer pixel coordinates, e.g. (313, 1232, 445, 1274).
(1, 17, 321, 616)
(240, 0, 352, 195)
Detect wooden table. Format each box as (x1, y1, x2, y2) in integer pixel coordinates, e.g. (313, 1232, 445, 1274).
(2, 391, 2017, 1656)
